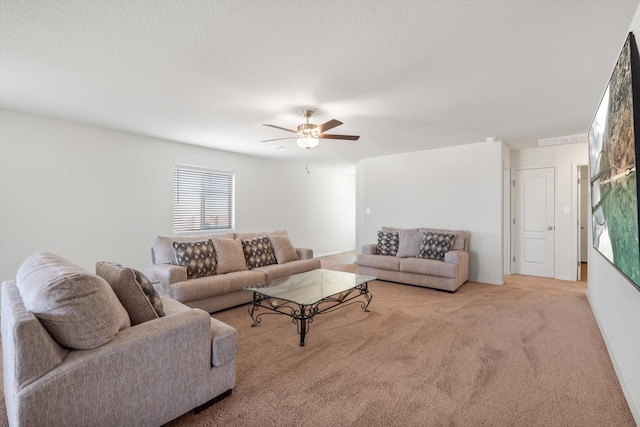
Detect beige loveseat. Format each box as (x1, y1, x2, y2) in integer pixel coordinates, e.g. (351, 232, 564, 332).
(146, 229, 321, 313)
(2, 252, 237, 427)
(357, 227, 470, 292)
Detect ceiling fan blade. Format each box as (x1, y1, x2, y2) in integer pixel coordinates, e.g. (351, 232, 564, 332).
(261, 136, 296, 142)
(314, 119, 342, 134)
(318, 134, 360, 141)
(263, 124, 297, 133)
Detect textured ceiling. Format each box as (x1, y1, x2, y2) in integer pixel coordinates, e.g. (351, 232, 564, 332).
(1, 0, 638, 168)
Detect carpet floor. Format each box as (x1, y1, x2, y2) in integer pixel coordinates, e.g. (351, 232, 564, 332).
(165, 263, 634, 426)
(0, 263, 634, 426)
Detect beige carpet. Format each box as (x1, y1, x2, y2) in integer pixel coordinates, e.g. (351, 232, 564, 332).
(166, 265, 634, 426)
(0, 263, 634, 426)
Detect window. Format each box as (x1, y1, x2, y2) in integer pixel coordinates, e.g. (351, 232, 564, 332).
(173, 164, 235, 232)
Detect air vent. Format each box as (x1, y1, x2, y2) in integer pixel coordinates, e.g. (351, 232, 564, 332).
(538, 133, 588, 147)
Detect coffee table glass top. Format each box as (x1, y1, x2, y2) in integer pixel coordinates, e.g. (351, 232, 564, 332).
(243, 269, 376, 306)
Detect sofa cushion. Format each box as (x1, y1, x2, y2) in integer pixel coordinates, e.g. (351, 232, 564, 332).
(395, 230, 424, 258)
(235, 229, 288, 240)
(242, 236, 277, 269)
(377, 231, 399, 256)
(400, 257, 459, 278)
(96, 261, 165, 326)
(172, 239, 216, 279)
(16, 252, 130, 350)
(268, 234, 300, 264)
(171, 273, 231, 302)
(419, 228, 467, 251)
(356, 253, 401, 271)
(417, 232, 457, 260)
(381, 227, 418, 233)
(255, 258, 322, 281)
(212, 238, 248, 274)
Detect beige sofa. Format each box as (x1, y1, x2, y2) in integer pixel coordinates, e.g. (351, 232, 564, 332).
(2, 252, 237, 427)
(357, 227, 470, 292)
(146, 229, 321, 313)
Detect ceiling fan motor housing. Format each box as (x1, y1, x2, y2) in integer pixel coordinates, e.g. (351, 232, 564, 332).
(298, 123, 318, 136)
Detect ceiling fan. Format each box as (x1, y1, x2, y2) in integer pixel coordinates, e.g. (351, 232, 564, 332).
(261, 110, 360, 149)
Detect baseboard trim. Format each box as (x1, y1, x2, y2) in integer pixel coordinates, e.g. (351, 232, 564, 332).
(586, 291, 640, 425)
(316, 249, 356, 258)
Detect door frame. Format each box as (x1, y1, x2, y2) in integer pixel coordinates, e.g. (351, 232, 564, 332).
(510, 165, 559, 279)
(571, 162, 589, 281)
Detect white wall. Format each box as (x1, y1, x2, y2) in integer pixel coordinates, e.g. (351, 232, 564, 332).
(510, 142, 588, 280)
(0, 110, 356, 281)
(586, 7, 640, 423)
(356, 141, 504, 285)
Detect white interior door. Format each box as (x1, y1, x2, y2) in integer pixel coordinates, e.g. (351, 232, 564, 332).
(513, 167, 555, 278)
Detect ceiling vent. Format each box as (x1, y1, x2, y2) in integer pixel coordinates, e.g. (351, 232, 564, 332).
(538, 133, 588, 147)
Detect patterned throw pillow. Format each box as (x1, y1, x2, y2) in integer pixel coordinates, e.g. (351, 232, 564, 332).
(242, 236, 277, 269)
(172, 239, 216, 279)
(417, 232, 457, 261)
(96, 261, 165, 325)
(132, 269, 165, 317)
(377, 231, 399, 256)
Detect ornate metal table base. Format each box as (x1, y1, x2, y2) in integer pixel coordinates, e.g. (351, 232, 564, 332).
(248, 282, 372, 346)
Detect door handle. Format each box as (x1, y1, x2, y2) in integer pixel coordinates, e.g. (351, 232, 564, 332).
(548, 226, 554, 230)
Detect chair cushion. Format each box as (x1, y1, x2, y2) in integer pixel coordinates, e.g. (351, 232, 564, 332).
(268, 234, 299, 264)
(96, 261, 165, 326)
(242, 236, 277, 269)
(417, 232, 457, 260)
(212, 238, 248, 274)
(16, 252, 130, 350)
(172, 239, 216, 279)
(377, 231, 399, 256)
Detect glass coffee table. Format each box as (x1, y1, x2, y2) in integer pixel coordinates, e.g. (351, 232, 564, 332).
(244, 269, 376, 346)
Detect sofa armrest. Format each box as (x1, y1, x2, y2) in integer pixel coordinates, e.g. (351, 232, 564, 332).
(444, 250, 468, 265)
(361, 244, 378, 255)
(146, 263, 187, 295)
(14, 308, 217, 426)
(160, 295, 237, 366)
(2, 281, 70, 390)
(210, 318, 238, 367)
(296, 248, 314, 260)
(445, 250, 469, 283)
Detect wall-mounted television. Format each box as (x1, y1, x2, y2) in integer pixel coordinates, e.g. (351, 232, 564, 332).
(589, 32, 640, 292)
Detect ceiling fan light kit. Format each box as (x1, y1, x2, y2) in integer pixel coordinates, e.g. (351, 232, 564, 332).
(262, 109, 360, 149)
(297, 136, 319, 149)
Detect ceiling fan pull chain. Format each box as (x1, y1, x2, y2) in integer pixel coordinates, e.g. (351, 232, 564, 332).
(305, 148, 311, 174)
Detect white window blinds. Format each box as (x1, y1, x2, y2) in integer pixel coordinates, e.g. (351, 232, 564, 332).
(173, 165, 235, 232)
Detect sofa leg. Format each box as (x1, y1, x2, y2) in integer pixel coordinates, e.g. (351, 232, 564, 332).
(192, 389, 233, 414)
